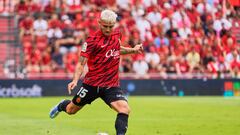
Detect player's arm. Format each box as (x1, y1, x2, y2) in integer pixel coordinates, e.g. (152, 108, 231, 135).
(67, 56, 88, 94)
(120, 44, 144, 55)
(119, 39, 143, 55)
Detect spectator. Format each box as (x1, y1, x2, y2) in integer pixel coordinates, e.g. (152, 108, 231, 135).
(83, 12, 99, 35)
(120, 56, 133, 73)
(230, 52, 240, 78)
(64, 52, 78, 73)
(51, 48, 64, 71)
(161, 15, 178, 34)
(43, 1, 56, 16)
(145, 46, 160, 72)
(142, 0, 157, 9)
(186, 46, 201, 72)
(135, 13, 152, 41)
(196, 1, 214, 15)
(178, 23, 192, 40)
(153, 32, 169, 48)
(55, 16, 78, 55)
(175, 56, 189, 76)
(33, 14, 48, 37)
(207, 58, 218, 78)
(133, 55, 149, 78)
(202, 47, 215, 68)
(65, 0, 82, 19)
(217, 56, 230, 78)
(226, 50, 240, 64)
(166, 49, 177, 74)
(146, 6, 161, 26)
(12, 0, 239, 78)
(26, 0, 41, 15)
(19, 14, 34, 41)
(41, 49, 53, 73)
(47, 14, 63, 41)
(116, 0, 130, 10)
(14, 0, 28, 16)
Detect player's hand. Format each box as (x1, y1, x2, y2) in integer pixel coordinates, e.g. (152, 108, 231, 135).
(68, 81, 77, 95)
(133, 44, 144, 54)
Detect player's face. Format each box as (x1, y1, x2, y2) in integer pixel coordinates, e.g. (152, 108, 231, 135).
(99, 20, 115, 36)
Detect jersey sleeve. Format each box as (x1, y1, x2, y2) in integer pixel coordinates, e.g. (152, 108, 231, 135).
(80, 37, 95, 58)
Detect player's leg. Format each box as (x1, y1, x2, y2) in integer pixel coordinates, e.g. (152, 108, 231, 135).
(111, 100, 130, 135)
(100, 87, 130, 135)
(49, 99, 83, 118)
(110, 100, 130, 114)
(49, 83, 98, 118)
(60, 100, 83, 114)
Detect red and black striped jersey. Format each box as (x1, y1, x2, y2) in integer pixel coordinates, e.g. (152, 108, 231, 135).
(80, 29, 121, 87)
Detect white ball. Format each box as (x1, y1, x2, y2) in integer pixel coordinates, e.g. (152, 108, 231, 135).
(97, 133, 109, 135)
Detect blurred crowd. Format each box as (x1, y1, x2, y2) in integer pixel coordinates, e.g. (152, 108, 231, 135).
(11, 0, 240, 78)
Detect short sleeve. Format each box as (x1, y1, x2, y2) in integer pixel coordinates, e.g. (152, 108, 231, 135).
(80, 37, 95, 58)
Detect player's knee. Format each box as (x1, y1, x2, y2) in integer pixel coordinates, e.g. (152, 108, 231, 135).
(111, 100, 131, 114)
(119, 105, 131, 114)
(68, 111, 77, 115)
(66, 105, 79, 115)
(126, 106, 131, 114)
(66, 108, 78, 115)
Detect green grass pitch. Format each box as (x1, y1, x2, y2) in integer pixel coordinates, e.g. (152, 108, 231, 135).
(0, 96, 239, 135)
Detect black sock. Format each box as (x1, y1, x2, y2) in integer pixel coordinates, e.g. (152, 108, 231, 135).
(57, 99, 71, 112)
(115, 113, 129, 135)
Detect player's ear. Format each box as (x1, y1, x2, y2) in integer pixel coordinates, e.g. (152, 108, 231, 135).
(98, 19, 101, 26)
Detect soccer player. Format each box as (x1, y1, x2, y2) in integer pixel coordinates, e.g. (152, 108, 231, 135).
(49, 9, 143, 135)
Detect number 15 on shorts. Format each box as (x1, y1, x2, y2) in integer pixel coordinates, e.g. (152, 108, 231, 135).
(77, 87, 88, 98)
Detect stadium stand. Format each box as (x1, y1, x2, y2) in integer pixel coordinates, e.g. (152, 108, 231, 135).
(0, 0, 239, 79)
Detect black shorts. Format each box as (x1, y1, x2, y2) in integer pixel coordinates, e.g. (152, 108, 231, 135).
(72, 83, 128, 107)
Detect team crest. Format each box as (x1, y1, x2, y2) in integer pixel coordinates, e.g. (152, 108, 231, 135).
(82, 42, 87, 52)
(76, 97, 81, 103)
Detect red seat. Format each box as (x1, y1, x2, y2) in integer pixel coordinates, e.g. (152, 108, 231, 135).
(0, 44, 7, 63)
(36, 36, 48, 50)
(65, 52, 78, 73)
(22, 35, 32, 42)
(36, 36, 48, 43)
(22, 42, 32, 54)
(36, 42, 47, 50)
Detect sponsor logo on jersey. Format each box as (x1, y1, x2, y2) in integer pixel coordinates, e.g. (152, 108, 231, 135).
(116, 94, 128, 100)
(76, 97, 81, 103)
(105, 49, 120, 58)
(82, 42, 87, 52)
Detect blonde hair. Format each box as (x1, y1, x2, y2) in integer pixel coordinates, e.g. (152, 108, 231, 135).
(100, 9, 117, 23)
